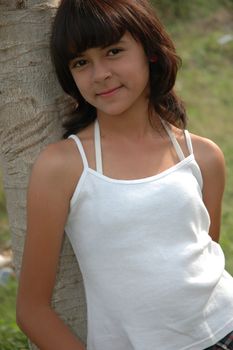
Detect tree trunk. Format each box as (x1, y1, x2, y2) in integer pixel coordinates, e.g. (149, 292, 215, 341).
(0, 1, 87, 348)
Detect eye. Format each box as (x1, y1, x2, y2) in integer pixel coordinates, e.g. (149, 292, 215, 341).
(71, 59, 87, 69)
(108, 48, 123, 56)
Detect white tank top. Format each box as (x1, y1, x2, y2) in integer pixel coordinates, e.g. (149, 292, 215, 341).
(65, 119, 233, 350)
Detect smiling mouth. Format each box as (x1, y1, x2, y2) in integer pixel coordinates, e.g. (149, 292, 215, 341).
(96, 86, 122, 97)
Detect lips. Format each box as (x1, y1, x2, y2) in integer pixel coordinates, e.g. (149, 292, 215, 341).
(96, 86, 122, 96)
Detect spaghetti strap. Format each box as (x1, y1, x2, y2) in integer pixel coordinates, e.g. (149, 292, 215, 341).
(68, 134, 89, 169)
(94, 119, 103, 174)
(184, 130, 193, 155)
(160, 119, 185, 161)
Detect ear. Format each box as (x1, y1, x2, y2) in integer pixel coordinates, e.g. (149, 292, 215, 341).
(149, 55, 158, 63)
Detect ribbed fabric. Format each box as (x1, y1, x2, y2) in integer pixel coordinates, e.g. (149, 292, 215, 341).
(66, 120, 233, 350)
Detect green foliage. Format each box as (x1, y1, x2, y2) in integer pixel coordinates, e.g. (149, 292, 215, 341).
(0, 174, 28, 348)
(0, 322, 28, 350)
(151, 0, 233, 20)
(0, 279, 29, 350)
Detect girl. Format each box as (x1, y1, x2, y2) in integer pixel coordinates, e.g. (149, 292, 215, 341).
(16, 0, 233, 349)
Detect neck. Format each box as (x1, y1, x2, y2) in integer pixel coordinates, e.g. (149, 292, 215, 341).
(97, 104, 161, 141)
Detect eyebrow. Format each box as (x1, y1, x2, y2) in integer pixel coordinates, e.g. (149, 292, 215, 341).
(73, 38, 128, 58)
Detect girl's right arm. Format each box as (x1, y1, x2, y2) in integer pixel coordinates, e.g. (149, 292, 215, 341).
(16, 141, 86, 350)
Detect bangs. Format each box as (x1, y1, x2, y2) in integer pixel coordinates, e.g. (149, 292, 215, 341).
(55, 0, 141, 62)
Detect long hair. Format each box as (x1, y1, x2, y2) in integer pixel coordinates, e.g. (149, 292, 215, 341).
(50, 0, 187, 138)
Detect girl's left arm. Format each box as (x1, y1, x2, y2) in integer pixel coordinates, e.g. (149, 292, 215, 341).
(193, 135, 226, 242)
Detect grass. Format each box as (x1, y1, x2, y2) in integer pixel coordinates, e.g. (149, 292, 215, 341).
(0, 3, 233, 347)
(0, 278, 29, 350)
(0, 176, 29, 348)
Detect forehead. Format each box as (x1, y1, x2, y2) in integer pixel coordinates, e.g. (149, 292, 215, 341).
(75, 32, 135, 56)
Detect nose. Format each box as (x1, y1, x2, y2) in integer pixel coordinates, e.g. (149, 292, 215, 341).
(92, 61, 112, 83)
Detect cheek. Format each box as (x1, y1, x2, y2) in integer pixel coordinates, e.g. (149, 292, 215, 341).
(71, 73, 82, 90)
(137, 57, 150, 88)
(138, 55, 150, 80)
(123, 54, 149, 83)
(127, 62, 150, 90)
(71, 74, 90, 98)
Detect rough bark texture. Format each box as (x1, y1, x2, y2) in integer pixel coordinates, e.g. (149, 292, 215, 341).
(0, 1, 87, 348)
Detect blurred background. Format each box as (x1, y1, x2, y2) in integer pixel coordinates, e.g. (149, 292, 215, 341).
(0, 0, 233, 348)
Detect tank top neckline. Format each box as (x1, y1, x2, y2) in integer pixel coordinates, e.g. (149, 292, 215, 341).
(69, 118, 194, 184)
(87, 154, 194, 184)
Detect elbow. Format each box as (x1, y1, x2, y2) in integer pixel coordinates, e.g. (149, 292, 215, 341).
(16, 297, 30, 332)
(16, 295, 40, 334)
(16, 293, 52, 336)
(16, 313, 24, 332)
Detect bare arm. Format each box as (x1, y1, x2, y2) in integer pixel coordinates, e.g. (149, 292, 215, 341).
(16, 141, 85, 350)
(193, 135, 226, 242)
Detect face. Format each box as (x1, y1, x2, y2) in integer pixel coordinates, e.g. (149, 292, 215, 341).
(69, 32, 150, 118)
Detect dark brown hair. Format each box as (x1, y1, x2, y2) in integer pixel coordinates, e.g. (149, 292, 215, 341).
(51, 0, 187, 138)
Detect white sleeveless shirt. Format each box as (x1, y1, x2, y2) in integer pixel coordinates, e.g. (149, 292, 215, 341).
(65, 120, 233, 350)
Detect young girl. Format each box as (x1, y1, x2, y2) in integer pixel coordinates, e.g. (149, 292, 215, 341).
(16, 0, 233, 349)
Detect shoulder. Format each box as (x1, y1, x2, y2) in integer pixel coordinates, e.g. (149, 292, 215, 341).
(34, 137, 81, 170)
(189, 133, 225, 176)
(171, 125, 225, 168)
(171, 125, 225, 186)
(172, 123, 225, 171)
(189, 133, 226, 206)
(29, 137, 84, 201)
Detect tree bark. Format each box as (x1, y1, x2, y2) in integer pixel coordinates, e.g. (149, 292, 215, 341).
(0, 1, 87, 348)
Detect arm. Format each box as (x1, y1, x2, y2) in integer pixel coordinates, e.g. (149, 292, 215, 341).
(193, 135, 226, 242)
(16, 141, 86, 350)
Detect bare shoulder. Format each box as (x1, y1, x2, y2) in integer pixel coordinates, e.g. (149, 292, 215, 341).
(171, 125, 224, 165)
(190, 133, 225, 175)
(172, 125, 225, 187)
(33, 138, 82, 174)
(30, 137, 83, 201)
(189, 133, 226, 241)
